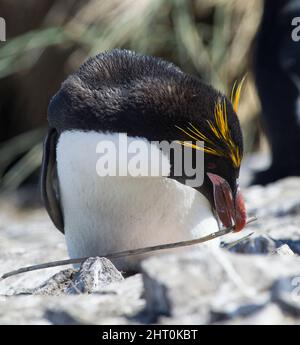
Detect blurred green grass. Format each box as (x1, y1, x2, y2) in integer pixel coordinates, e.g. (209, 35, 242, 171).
(0, 0, 263, 193)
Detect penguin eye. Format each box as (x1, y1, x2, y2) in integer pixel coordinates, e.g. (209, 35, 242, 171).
(207, 162, 217, 170)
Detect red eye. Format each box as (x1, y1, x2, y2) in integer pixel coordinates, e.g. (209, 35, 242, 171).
(207, 162, 216, 170)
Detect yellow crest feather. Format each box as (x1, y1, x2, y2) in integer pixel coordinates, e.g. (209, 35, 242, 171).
(230, 76, 246, 113)
(176, 79, 245, 168)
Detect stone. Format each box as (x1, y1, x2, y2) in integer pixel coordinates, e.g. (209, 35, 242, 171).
(244, 177, 300, 218)
(272, 244, 294, 256)
(141, 248, 300, 324)
(66, 257, 124, 294)
(30, 257, 124, 295)
(225, 234, 277, 254)
(271, 276, 300, 317)
(32, 269, 76, 296)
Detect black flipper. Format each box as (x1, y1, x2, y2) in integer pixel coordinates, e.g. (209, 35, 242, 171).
(41, 128, 64, 233)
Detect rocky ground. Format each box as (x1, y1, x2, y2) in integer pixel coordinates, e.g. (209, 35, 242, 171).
(0, 175, 300, 324)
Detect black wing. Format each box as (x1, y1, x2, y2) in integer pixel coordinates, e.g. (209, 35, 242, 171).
(41, 128, 64, 233)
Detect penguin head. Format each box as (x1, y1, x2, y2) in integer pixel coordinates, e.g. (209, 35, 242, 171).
(175, 82, 246, 232)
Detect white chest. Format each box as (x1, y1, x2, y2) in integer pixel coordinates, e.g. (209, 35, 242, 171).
(56, 131, 219, 270)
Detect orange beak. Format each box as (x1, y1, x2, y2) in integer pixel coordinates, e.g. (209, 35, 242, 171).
(207, 172, 246, 232)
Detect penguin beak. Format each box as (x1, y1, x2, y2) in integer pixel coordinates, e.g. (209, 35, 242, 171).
(207, 173, 246, 232)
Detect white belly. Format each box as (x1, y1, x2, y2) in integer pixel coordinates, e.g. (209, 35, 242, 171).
(56, 131, 219, 271)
